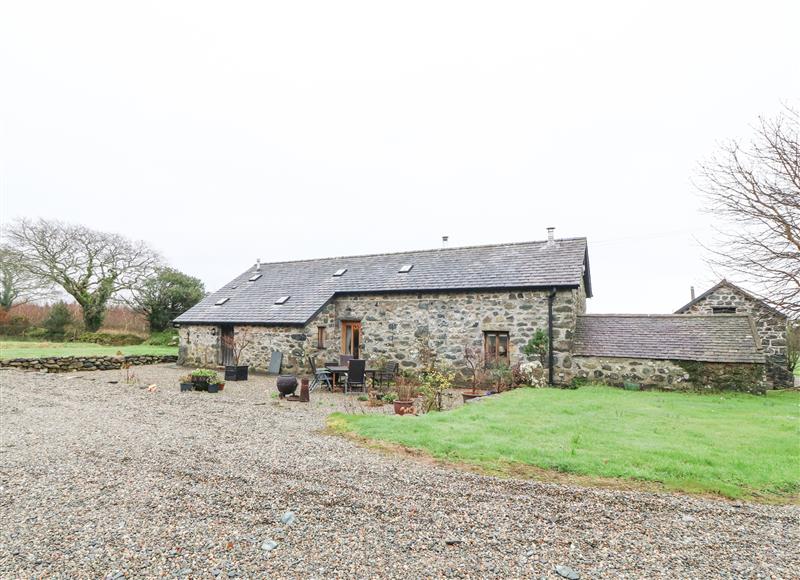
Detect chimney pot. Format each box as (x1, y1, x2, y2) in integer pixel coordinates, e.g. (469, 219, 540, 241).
(256, 258, 261, 271)
(442, 235, 449, 248)
(690, 285, 695, 300)
(546, 227, 555, 244)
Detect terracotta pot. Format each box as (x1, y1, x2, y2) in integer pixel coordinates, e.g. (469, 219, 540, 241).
(276, 375, 298, 397)
(393, 400, 414, 415)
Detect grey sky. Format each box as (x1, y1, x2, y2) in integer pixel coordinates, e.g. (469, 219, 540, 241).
(1, 1, 798, 313)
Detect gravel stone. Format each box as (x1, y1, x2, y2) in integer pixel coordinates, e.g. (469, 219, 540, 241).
(280, 511, 296, 525)
(0, 365, 798, 578)
(556, 564, 580, 579)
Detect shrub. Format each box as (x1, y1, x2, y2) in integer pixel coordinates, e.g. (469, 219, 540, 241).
(523, 329, 549, 365)
(43, 302, 73, 338)
(383, 391, 398, 403)
(145, 329, 179, 346)
(78, 332, 145, 346)
(518, 360, 547, 387)
(24, 327, 49, 339)
(418, 368, 455, 413)
(0, 314, 31, 336)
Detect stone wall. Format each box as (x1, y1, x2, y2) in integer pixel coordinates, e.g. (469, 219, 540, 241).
(178, 284, 587, 382)
(0, 355, 178, 373)
(680, 284, 791, 387)
(572, 355, 766, 394)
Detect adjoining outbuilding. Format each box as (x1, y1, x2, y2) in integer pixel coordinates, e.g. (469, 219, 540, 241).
(674, 279, 793, 388)
(572, 314, 767, 393)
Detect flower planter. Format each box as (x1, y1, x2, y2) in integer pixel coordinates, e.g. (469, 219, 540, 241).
(207, 383, 220, 394)
(393, 400, 414, 415)
(180, 382, 193, 392)
(276, 375, 298, 398)
(224, 365, 249, 381)
(461, 391, 484, 402)
(191, 378, 209, 392)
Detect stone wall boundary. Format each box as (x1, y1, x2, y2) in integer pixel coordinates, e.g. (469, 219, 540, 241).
(0, 355, 178, 373)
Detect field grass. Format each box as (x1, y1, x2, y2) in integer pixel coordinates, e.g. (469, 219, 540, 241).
(330, 386, 800, 501)
(0, 340, 178, 359)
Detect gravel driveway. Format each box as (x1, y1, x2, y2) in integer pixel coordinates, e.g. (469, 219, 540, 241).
(1, 365, 797, 579)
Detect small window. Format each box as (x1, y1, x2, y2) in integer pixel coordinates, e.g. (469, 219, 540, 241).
(333, 268, 347, 277)
(484, 331, 510, 363)
(712, 307, 736, 314)
(317, 326, 326, 349)
(275, 296, 290, 304)
(214, 297, 230, 306)
(249, 274, 262, 282)
(398, 264, 413, 273)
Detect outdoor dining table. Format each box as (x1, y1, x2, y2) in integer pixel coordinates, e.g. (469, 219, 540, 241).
(324, 365, 379, 388)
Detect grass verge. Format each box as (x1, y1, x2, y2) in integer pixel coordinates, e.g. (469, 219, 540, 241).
(330, 386, 800, 502)
(0, 339, 177, 359)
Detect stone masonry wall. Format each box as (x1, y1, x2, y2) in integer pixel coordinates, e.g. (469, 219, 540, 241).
(681, 285, 791, 387)
(0, 355, 178, 373)
(572, 355, 766, 394)
(178, 284, 586, 382)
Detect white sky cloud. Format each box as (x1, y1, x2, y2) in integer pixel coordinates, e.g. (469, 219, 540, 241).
(1, 0, 798, 312)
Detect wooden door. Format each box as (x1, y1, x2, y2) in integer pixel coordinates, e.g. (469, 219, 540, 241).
(221, 325, 234, 366)
(341, 321, 361, 359)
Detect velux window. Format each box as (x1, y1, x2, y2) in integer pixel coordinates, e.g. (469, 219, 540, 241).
(484, 331, 509, 364)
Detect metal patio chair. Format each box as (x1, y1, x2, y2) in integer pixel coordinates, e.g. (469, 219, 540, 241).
(344, 359, 367, 394)
(308, 356, 332, 391)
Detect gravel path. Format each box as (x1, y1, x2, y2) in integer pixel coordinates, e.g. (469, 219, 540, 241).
(1, 365, 797, 579)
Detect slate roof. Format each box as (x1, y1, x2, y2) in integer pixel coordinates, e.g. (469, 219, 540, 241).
(674, 279, 788, 319)
(573, 314, 765, 364)
(175, 237, 591, 325)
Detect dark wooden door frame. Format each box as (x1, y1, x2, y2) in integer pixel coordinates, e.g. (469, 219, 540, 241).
(220, 324, 234, 366)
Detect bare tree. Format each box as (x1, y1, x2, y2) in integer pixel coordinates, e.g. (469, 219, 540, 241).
(0, 246, 55, 310)
(696, 104, 799, 316)
(3, 219, 161, 331)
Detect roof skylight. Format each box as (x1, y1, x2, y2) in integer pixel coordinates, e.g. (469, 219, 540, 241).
(333, 268, 347, 277)
(398, 264, 414, 273)
(249, 274, 262, 282)
(275, 296, 290, 305)
(214, 297, 230, 306)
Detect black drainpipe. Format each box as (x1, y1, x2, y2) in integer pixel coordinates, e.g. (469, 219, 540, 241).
(548, 287, 557, 385)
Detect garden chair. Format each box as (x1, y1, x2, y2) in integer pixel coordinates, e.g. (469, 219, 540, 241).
(308, 356, 332, 391)
(344, 359, 367, 394)
(374, 361, 399, 389)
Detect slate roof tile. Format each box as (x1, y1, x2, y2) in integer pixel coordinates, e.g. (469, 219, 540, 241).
(175, 237, 590, 325)
(573, 314, 765, 364)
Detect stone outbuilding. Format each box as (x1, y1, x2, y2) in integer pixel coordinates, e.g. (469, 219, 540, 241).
(675, 280, 792, 388)
(175, 233, 592, 383)
(572, 314, 767, 393)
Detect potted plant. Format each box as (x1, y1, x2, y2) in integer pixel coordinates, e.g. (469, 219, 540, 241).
(462, 344, 488, 402)
(222, 328, 252, 381)
(179, 374, 194, 392)
(190, 368, 218, 391)
(392, 378, 416, 415)
(208, 377, 223, 394)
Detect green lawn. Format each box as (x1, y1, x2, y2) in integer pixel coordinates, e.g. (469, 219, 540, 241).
(330, 386, 800, 501)
(0, 340, 178, 359)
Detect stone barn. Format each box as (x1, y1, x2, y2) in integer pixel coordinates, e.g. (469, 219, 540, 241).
(174, 232, 592, 383)
(675, 280, 792, 388)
